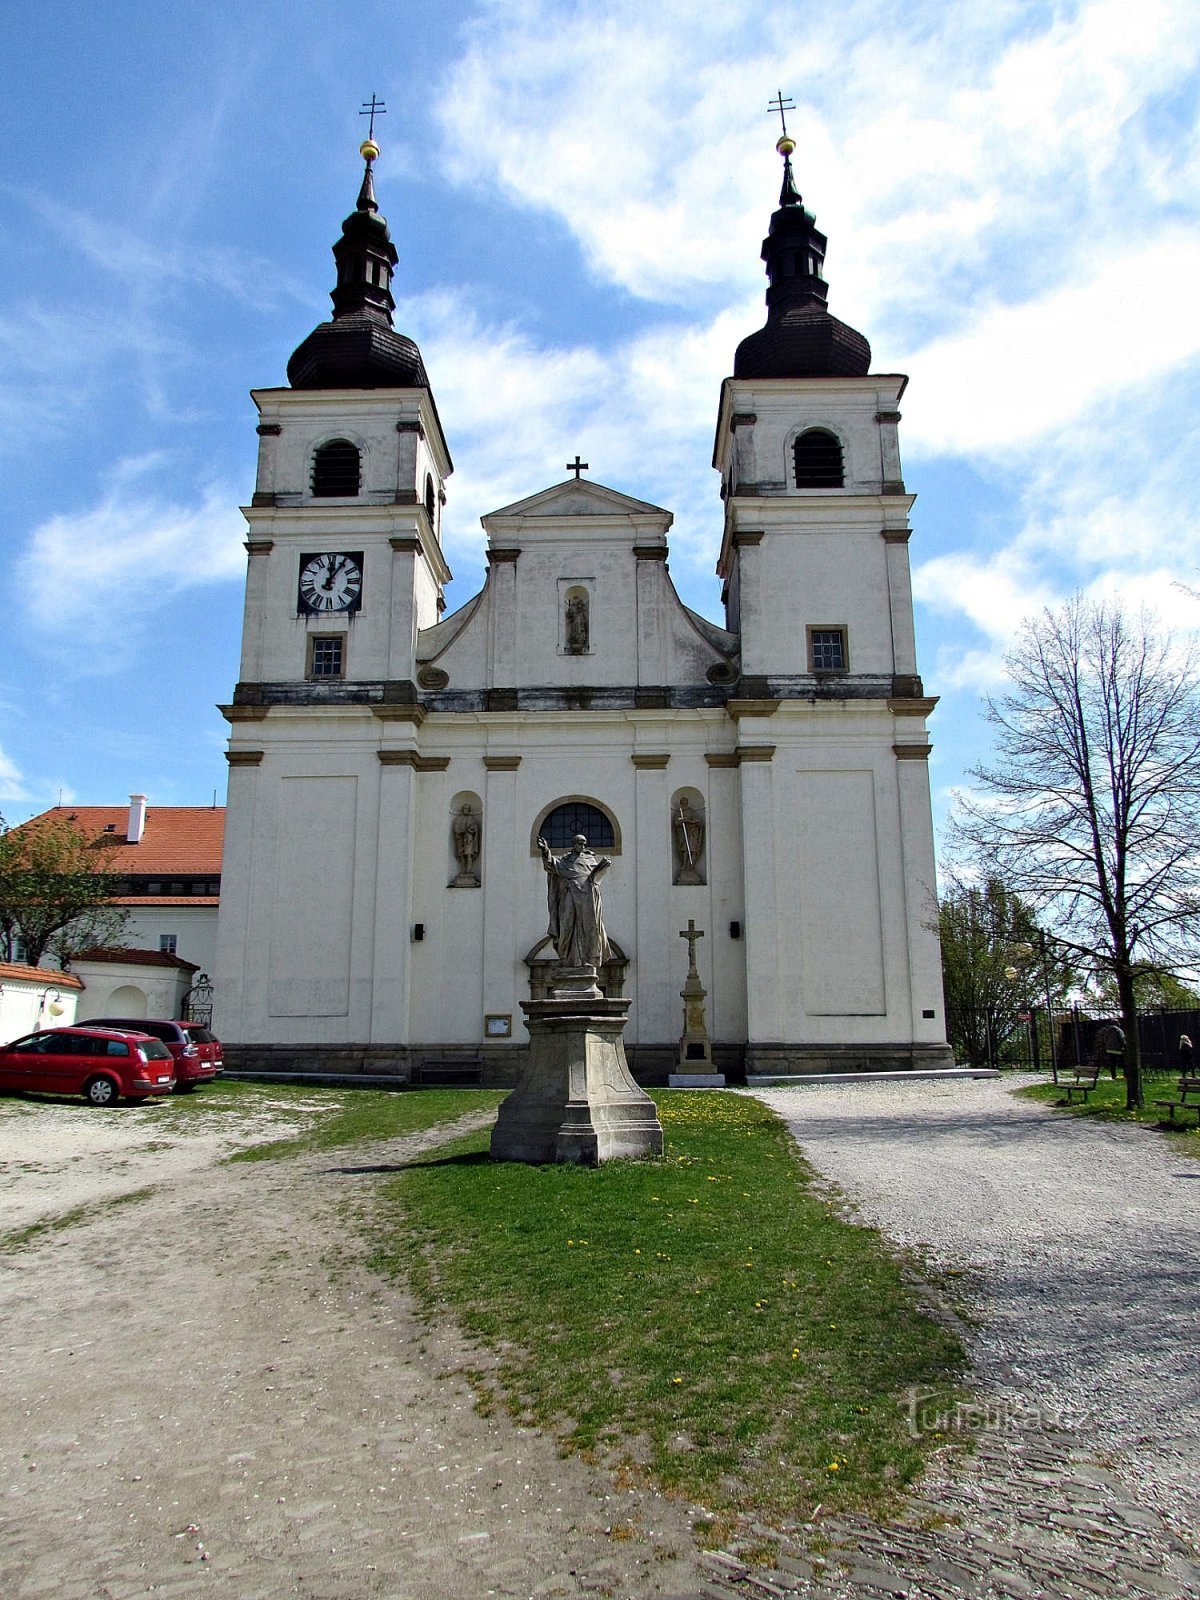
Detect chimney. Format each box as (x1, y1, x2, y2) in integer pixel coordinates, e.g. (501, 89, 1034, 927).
(128, 794, 147, 844)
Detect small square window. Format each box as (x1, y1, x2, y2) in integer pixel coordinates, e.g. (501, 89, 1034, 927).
(808, 626, 848, 673)
(308, 635, 346, 679)
(159, 934, 178, 955)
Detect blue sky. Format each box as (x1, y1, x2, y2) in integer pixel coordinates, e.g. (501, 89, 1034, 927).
(2, 0, 1198, 851)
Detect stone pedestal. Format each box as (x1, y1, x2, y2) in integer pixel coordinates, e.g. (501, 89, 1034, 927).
(491, 993, 664, 1165)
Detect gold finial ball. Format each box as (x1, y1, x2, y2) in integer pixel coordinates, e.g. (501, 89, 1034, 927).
(776, 134, 795, 157)
(360, 138, 380, 162)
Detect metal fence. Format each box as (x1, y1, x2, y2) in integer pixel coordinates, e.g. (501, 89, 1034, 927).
(993, 1005, 1198, 1080)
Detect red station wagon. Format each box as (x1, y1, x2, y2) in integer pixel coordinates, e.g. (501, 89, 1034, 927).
(83, 1018, 223, 1090)
(0, 1026, 176, 1106)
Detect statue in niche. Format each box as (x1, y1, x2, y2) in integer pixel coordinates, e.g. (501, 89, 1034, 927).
(673, 798, 706, 886)
(451, 803, 481, 887)
(565, 593, 589, 654)
(538, 834, 612, 970)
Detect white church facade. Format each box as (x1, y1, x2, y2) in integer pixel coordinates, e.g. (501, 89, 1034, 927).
(214, 130, 952, 1082)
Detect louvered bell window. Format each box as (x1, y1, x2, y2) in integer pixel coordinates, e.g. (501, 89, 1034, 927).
(311, 439, 361, 497)
(793, 429, 844, 488)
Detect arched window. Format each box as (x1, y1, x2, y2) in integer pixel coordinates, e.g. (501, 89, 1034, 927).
(539, 801, 616, 850)
(793, 428, 844, 488)
(311, 439, 361, 497)
(424, 473, 436, 525)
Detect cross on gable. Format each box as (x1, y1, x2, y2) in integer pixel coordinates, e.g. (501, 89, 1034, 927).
(567, 455, 588, 480)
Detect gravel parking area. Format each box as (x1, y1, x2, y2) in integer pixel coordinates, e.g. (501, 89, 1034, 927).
(0, 1095, 725, 1600)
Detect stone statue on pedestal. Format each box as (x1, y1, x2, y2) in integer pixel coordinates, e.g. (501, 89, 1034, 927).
(451, 803, 481, 887)
(490, 830, 663, 1165)
(672, 798, 705, 885)
(538, 834, 612, 971)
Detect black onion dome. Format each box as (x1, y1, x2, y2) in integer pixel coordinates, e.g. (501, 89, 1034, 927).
(288, 318, 429, 389)
(734, 309, 870, 379)
(734, 145, 870, 380)
(287, 141, 430, 390)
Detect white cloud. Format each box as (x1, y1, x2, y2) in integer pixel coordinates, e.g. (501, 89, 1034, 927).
(436, 0, 1200, 337)
(899, 232, 1200, 457)
(18, 466, 247, 636)
(407, 286, 749, 608)
(0, 745, 31, 808)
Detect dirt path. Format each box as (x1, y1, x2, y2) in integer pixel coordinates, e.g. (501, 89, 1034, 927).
(0, 1102, 723, 1600)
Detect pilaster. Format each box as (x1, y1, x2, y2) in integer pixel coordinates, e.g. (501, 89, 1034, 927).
(631, 755, 671, 1041)
(370, 756, 418, 1041)
(482, 756, 522, 1031)
(737, 745, 781, 1042)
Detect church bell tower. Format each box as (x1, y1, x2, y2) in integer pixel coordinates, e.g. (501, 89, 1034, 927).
(711, 116, 950, 1076)
(216, 130, 453, 1057)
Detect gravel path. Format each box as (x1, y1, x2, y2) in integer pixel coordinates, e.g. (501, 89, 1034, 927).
(738, 1075, 1200, 1600)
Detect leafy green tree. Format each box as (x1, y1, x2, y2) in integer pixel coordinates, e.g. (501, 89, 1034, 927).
(953, 597, 1200, 1107)
(938, 876, 1074, 1067)
(0, 813, 129, 968)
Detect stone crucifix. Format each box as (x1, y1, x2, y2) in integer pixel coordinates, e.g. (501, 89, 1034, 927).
(677, 919, 714, 1073)
(680, 918, 703, 975)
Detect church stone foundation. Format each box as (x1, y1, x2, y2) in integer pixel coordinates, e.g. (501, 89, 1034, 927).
(744, 1041, 956, 1082)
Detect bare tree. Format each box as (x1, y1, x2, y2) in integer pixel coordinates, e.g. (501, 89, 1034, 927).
(953, 597, 1200, 1107)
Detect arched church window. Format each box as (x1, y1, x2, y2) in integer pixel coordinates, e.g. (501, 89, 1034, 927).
(539, 801, 615, 851)
(311, 439, 361, 497)
(793, 428, 843, 488)
(424, 473, 436, 525)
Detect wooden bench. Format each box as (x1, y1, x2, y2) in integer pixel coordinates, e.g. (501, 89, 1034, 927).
(1059, 1062, 1103, 1102)
(1153, 1076, 1200, 1125)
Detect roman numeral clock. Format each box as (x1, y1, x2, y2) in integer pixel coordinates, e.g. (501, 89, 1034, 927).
(297, 552, 363, 614)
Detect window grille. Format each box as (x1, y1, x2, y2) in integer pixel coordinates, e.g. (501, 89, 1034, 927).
(309, 636, 345, 679)
(540, 802, 615, 850)
(810, 628, 847, 672)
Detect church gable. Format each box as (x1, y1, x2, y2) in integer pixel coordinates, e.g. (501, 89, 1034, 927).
(416, 478, 735, 699)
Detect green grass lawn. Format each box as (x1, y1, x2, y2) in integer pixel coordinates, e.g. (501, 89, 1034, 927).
(369, 1089, 965, 1530)
(1018, 1074, 1200, 1144)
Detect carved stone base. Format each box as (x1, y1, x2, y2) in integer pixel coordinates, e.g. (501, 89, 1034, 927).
(490, 997, 664, 1165)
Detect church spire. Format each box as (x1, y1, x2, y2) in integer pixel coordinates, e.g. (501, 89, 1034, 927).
(328, 135, 398, 325)
(287, 115, 430, 391)
(732, 100, 871, 380)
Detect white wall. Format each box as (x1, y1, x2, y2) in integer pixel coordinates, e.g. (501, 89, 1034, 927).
(0, 969, 80, 1043)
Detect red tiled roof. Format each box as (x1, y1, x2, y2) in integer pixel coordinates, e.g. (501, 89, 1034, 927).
(115, 896, 220, 907)
(12, 806, 224, 876)
(0, 961, 84, 989)
(72, 947, 200, 972)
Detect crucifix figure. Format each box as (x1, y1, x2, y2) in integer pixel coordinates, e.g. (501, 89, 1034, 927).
(567, 455, 589, 480)
(360, 95, 387, 141)
(680, 918, 704, 978)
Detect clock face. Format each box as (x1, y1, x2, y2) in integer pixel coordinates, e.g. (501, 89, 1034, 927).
(298, 552, 363, 614)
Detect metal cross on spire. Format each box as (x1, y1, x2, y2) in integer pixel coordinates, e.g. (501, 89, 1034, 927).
(567, 455, 589, 479)
(360, 95, 387, 141)
(767, 90, 795, 139)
